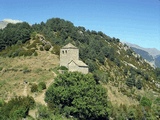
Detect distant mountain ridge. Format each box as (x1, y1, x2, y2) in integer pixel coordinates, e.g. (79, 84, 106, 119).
(0, 19, 22, 29)
(126, 42, 160, 68)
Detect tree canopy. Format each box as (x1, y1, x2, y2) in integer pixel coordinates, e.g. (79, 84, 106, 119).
(45, 72, 109, 120)
(0, 22, 32, 51)
(0, 96, 35, 120)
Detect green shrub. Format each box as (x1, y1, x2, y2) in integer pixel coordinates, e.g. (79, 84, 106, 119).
(58, 66, 68, 70)
(85, 59, 98, 72)
(31, 32, 37, 40)
(140, 96, 152, 108)
(44, 44, 51, 51)
(126, 77, 135, 88)
(22, 50, 33, 56)
(31, 84, 38, 93)
(18, 49, 25, 56)
(144, 74, 149, 81)
(0, 99, 5, 107)
(93, 70, 109, 83)
(36, 104, 52, 119)
(154, 97, 160, 105)
(135, 79, 142, 89)
(34, 51, 38, 56)
(36, 104, 69, 120)
(0, 96, 35, 119)
(52, 45, 60, 55)
(38, 82, 46, 91)
(0, 67, 3, 71)
(135, 95, 141, 101)
(40, 46, 44, 51)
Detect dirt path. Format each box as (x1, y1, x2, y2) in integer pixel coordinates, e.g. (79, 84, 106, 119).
(29, 76, 55, 119)
(23, 84, 28, 96)
(34, 72, 56, 105)
(34, 92, 47, 105)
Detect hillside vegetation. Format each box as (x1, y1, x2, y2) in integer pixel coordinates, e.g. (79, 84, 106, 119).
(0, 18, 160, 119)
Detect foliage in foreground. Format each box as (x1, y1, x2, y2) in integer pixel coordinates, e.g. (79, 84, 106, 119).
(0, 96, 35, 120)
(30, 82, 46, 93)
(45, 72, 110, 120)
(36, 104, 75, 120)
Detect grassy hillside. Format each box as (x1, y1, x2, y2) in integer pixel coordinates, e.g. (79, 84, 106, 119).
(0, 18, 160, 119)
(0, 45, 59, 102)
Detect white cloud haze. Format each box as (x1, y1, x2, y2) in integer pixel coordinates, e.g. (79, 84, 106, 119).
(3, 19, 22, 23)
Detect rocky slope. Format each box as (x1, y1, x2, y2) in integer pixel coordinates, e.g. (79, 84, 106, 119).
(126, 42, 160, 68)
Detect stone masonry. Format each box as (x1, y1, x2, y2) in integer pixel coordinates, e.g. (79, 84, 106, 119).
(60, 43, 88, 74)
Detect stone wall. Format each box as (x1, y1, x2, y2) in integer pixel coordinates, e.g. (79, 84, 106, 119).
(60, 43, 88, 74)
(68, 61, 88, 74)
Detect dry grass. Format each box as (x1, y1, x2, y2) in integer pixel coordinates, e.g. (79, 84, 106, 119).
(0, 50, 59, 103)
(104, 83, 139, 106)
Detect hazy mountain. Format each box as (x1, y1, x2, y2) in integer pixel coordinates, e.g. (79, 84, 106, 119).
(0, 19, 22, 29)
(155, 55, 160, 68)
(126, 42, 160, 68)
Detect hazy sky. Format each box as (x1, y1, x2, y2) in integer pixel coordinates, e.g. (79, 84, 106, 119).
(1, 0, 160, 50)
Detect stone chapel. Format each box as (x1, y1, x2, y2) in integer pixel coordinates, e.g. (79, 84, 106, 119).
(60, 43, 88, 74)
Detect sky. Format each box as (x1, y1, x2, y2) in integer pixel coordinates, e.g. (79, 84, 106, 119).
(1, 0, 160, 50)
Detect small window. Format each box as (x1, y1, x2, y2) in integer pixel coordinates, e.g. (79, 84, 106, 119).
(65, 50, 67, 53)
(62, 50, 64, 54)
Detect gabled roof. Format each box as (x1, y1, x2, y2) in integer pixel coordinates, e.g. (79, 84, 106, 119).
(62, 43, 77, 49)
(68, 60, 88, 67)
